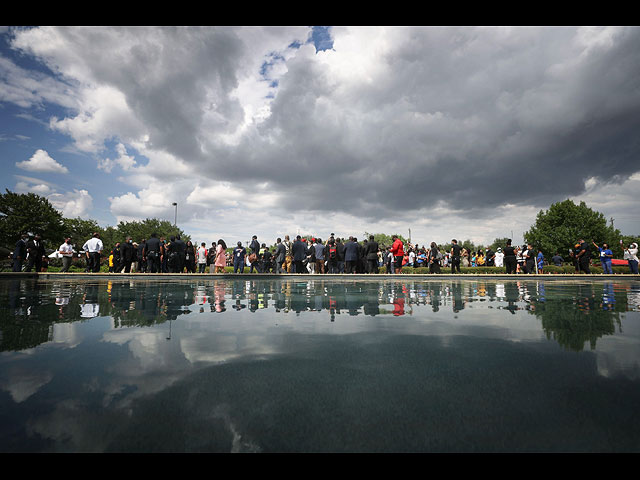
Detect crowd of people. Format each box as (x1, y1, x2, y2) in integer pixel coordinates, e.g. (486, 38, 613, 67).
(9, 231, 640, 275)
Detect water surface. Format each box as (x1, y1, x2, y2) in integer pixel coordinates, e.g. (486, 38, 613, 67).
(1, 277, 639, 452)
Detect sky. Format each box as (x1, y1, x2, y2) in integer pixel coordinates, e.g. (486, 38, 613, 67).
(1, 26, 639, 247)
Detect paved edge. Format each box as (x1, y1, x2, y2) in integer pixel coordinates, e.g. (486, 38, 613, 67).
(2, 272, 638, 281)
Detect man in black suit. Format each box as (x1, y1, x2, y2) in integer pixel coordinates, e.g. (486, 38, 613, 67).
(12, 233, 28, 272)
(173, 235, 186, 273)
(118, 236, 136, 273)
(144, 233, 163, 273)
(364, 235, 379, 274)
(336, 238, 346, 273)
(137, 239, 147, 273)
(292, 235, 307, 273)
(249, 235, 261, 273)
(343, 237, 359, 274)
(25, 234, 45, 272)
(274, 238, 286, 273)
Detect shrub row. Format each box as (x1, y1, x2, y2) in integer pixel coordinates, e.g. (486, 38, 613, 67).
(41, 264, 632, 274)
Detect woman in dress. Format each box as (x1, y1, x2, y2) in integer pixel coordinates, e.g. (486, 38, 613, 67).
(215, 239, 227, 273)
(428, 242, 441, 274)
(461, 248, 470, 268)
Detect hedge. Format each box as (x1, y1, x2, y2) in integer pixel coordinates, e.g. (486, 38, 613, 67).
(40, 264, 633, 275)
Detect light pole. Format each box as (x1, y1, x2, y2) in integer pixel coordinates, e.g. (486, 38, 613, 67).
(172, 202, 177, 226)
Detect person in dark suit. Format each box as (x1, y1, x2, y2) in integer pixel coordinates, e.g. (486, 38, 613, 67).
(249, 235, 261, 273)
(144, 233, 163, 273)
(292, 235, 307, 273)
(173, 235, 186, 273)
(343, 236, 359, 274)
(137, 239, 147, 273)
(364, 235, 379, 274)
(274, 238, 286, 273)
(12, 233, 28, 272)
(336, 238, 345, 273)
(25, 234, 45, 272)
(118, 237, 136, 273)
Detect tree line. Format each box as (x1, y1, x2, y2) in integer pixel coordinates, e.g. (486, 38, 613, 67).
(0, 189, 189, 259)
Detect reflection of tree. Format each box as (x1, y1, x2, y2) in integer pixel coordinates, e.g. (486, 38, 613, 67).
(110, 281, 195, 326)
(0, 279, 66, 351)
(528, 282, 624, 352)
(0, 278, 201, 351)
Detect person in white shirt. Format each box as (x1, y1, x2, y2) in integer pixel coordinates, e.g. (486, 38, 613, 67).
(82, 233, 103, 273)
(494, 248, 504, 268)
(58, 237, 74, 272)
(623, 241, 639, 274)
(197, 242, 208, 273)
(408, 249, 416, 268)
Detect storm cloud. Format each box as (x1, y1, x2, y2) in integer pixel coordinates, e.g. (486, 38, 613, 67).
(6, 26, 640, 243)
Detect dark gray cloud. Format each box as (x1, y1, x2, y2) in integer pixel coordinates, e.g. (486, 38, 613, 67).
(204, 27, 640, 219)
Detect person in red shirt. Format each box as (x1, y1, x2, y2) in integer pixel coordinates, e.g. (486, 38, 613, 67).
(391, 235, 404, 274)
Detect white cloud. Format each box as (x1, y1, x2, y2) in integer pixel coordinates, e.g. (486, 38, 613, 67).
(15, 149, 69, 173)
(0, 54, 79, 110)
(14, 175, 93, 218)
(98, 143, 137, 173)
(48, 189, 93, 217)
(108, 183, 182, 224)
(15, 180, 52, 195)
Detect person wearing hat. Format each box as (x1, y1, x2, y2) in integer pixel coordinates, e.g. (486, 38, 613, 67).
(494, 247, 504, 268)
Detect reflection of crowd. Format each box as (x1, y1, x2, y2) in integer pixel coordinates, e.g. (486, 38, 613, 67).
(3, 278, 640, 353)
(50, 279, 640, 320)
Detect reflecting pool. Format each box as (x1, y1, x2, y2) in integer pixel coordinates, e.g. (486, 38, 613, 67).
(1, 277, 639, 452)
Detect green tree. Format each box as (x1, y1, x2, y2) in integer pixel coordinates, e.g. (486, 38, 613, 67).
(0, 189, 65, 249)
(524, 199, 621, 260)
(100, 225, 120, 254)
(62, 217, 103, 250)
(363, 232, 409, 248)
(489, 237, 512, 252)
(460, 239, 479, 253)
(441, 239, 480, 253)
(105, 218, 189, 253)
